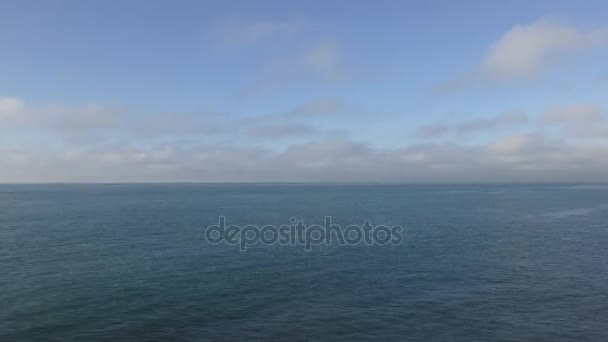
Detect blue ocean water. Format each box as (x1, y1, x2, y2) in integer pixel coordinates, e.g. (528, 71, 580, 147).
(1, 184, 607, 341)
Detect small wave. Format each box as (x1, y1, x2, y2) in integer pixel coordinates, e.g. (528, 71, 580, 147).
(540, 204, 608, 220)
(565, 185, 608, 190)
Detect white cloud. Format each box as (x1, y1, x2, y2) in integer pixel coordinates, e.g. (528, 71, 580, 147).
(245, 123, 320, 138)
(211, 16, 306, 46)
(542, 104, 604, 124)
(304, 42, 339, 69)
(540, 104, 608, 138)
(0, 97, 25, 120)
(0, 98, 122, 129)
(211, 16, 348, 96)
(417, 111, 528, 137)
(435, 19, 608, 92)
(0, 98, 127, 145)
(481, 19, 608, 79)
(287, 98, 348, 117)
(241, 42, 349, 96)
(236, 98, 353, 128)
(0, 97, 356, 146)
(3, 134, 608, 183)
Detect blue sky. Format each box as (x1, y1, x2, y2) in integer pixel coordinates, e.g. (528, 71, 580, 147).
(1, 0, 608, 182)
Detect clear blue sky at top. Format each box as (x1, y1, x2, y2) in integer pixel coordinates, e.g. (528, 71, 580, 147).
(1, 0, 607, 119)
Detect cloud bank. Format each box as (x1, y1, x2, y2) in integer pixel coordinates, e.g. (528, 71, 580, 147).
(2, 96, 608, 183)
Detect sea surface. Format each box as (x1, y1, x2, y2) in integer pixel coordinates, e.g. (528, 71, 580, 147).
(1, 184, 607, 341)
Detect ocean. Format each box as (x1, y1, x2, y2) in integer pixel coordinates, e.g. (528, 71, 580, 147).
(1, 184, 607, 341)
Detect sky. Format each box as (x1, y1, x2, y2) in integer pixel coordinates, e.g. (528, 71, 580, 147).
(1, 0, 608, 183)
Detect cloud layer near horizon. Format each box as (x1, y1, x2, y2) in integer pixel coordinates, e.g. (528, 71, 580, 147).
(2, 95, 608, 183)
